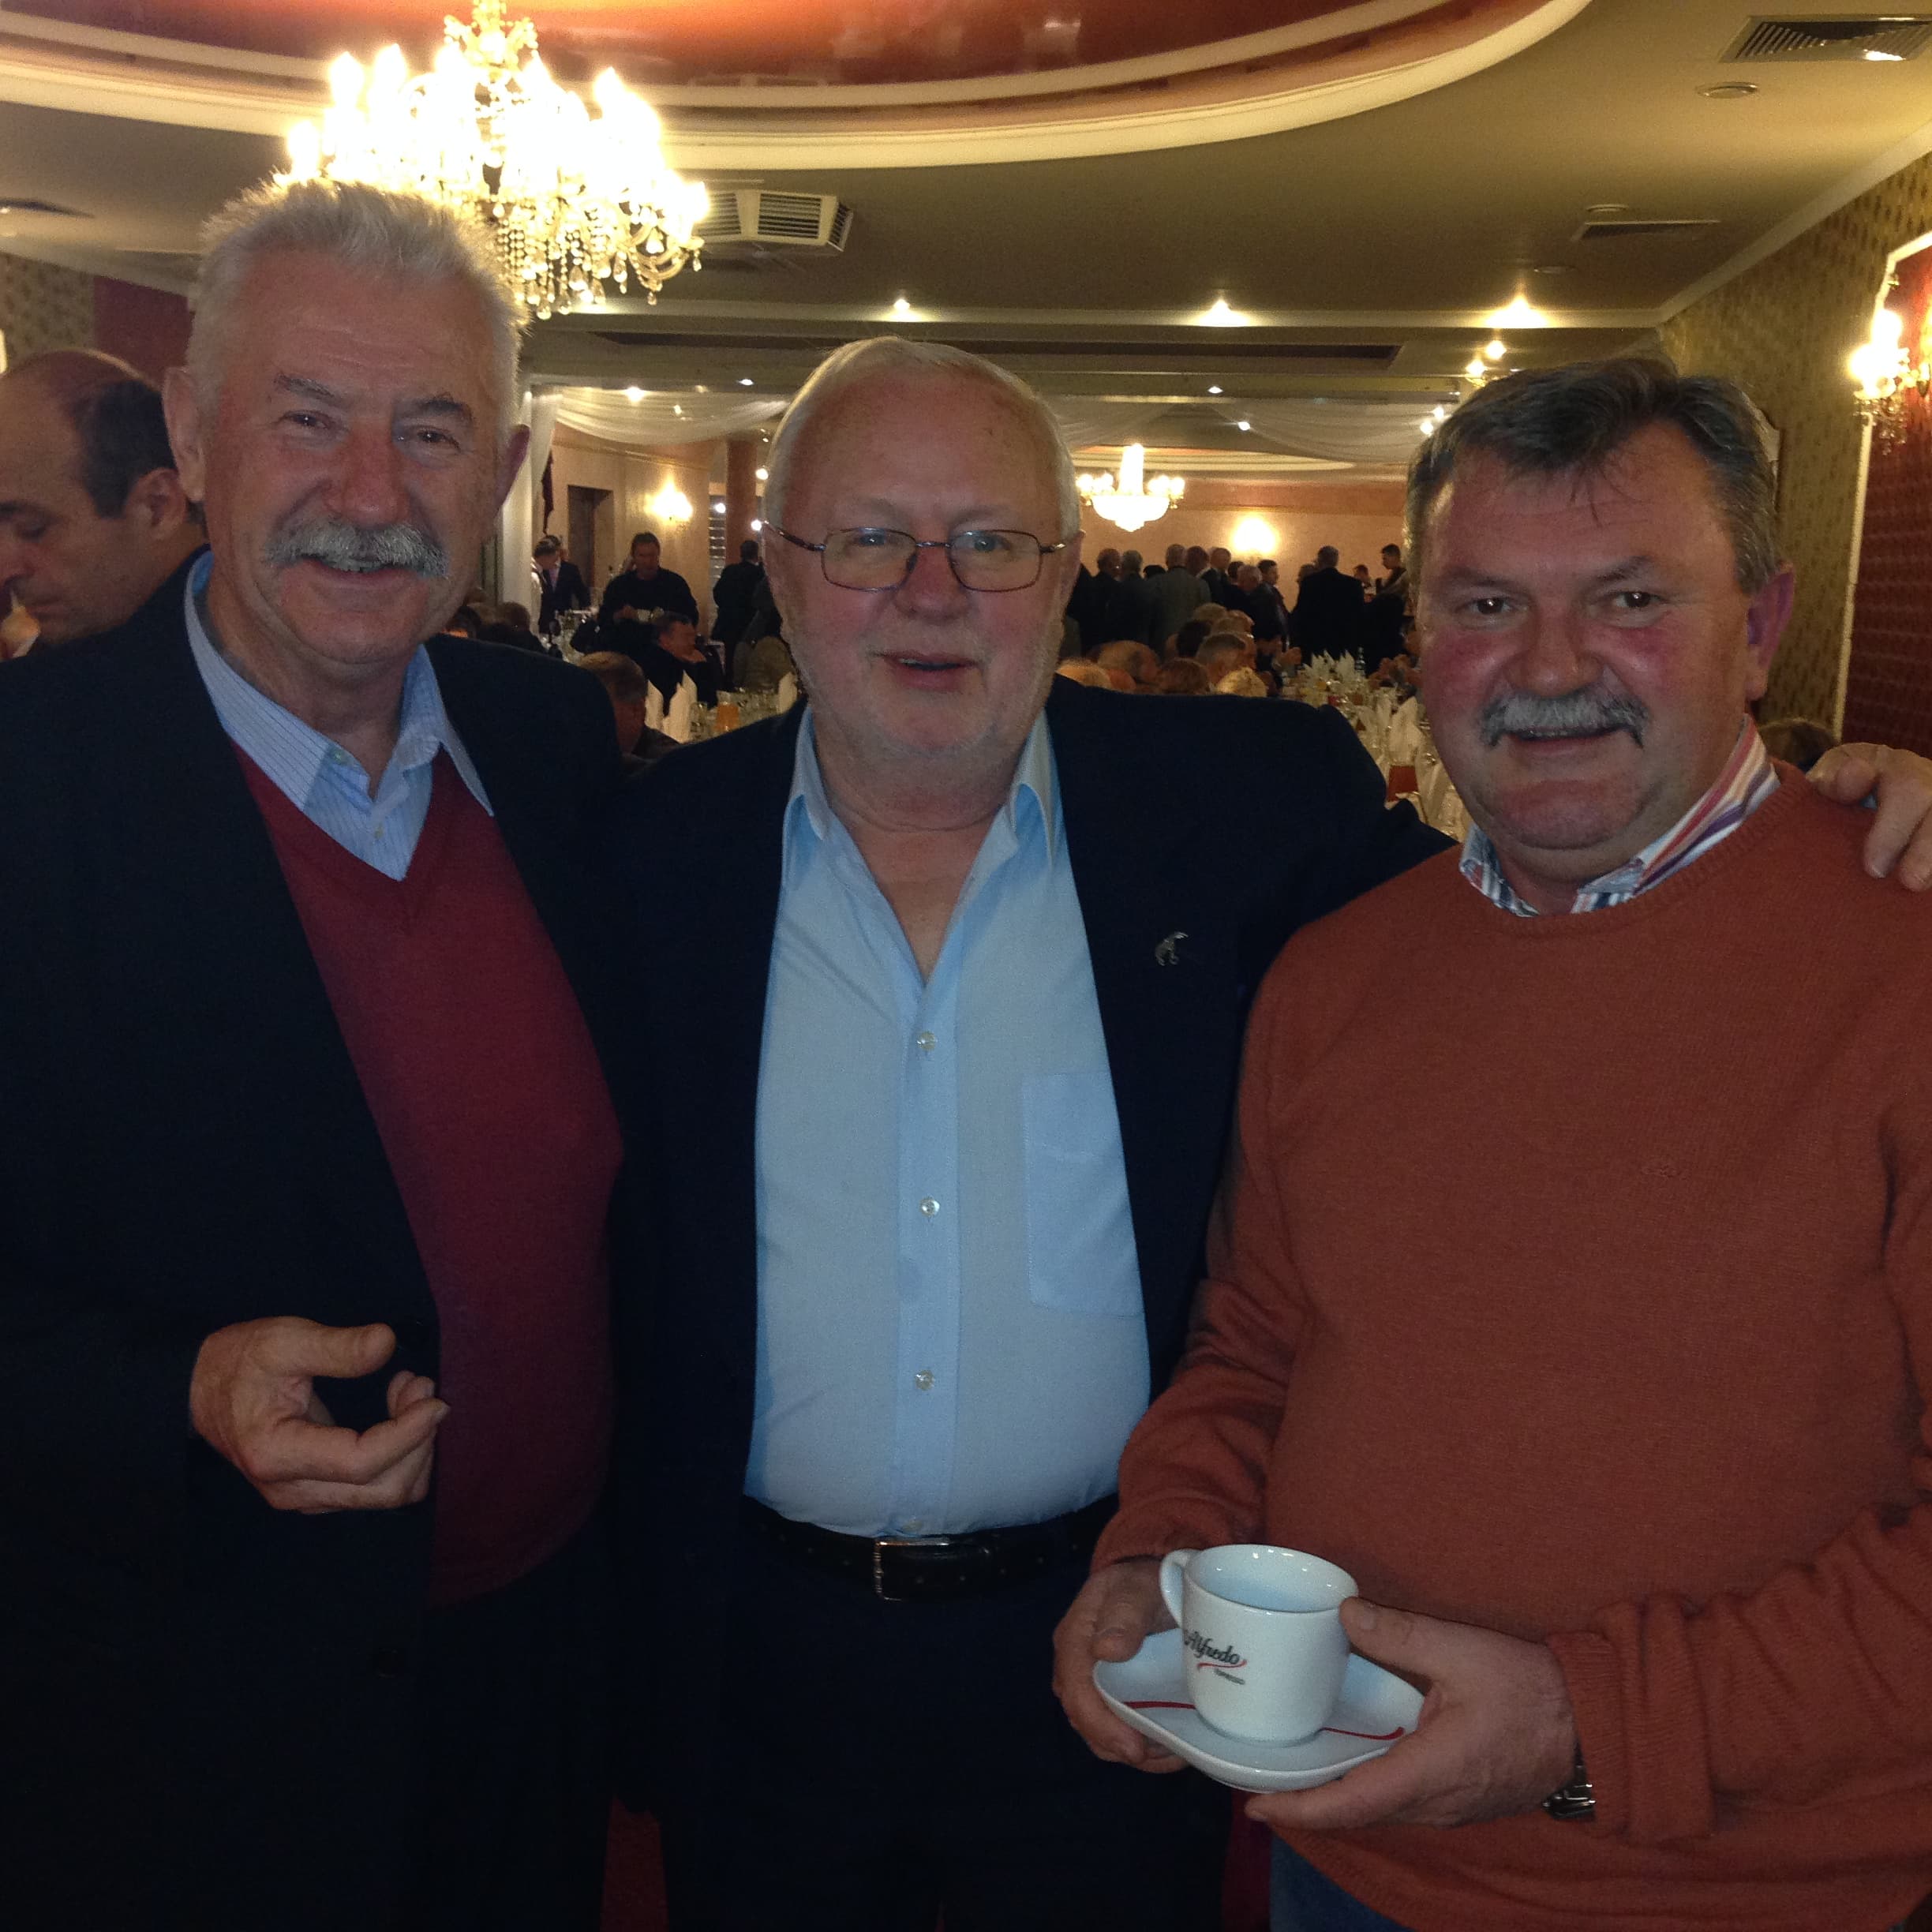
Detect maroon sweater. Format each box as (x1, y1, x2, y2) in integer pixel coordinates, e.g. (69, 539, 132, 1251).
(243, 754, 621, 1605)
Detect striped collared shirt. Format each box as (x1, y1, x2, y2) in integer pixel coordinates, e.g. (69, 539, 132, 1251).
(1460, 721, 1779, 916)
(182, 551, 492, 879)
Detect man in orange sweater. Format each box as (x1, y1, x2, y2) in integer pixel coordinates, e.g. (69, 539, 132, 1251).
(1055, 358, 1932, 1930)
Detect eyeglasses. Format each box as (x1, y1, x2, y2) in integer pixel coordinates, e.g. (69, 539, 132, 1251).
(769, 522, 1068, 593)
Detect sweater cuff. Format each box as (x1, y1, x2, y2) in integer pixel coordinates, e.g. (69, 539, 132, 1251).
(1548, 1619, 1716, 1844)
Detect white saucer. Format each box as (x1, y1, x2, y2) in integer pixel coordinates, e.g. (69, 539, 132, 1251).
(1093, 1628, 1423, 1793)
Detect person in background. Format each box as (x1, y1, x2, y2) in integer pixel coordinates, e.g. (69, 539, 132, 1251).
(1170, 616, 1211, 661)
(598, 529, 698, 635)
(0, 347, 204, 651)
(1095, 638, 1160, 690)
(1201, 545, 1236, 605)
(640, 610, 721, 710)
(576, 648, 680, 773)
(1362, 540, 1410, 674)
(0, 178, 636, 1932)
(711, 537, 766, 653)
(1145, 538, 1207, 652)
(481, 600, 545, 653)
(1294, 545, 1366, 662)
(1054, 656, 1113, 687)
(1153, 657, 1212, 695)
(1249, 559, 1290, 651)
(533, 534, 590, 631)
(1351, 562, 1372, 592)
(1057, 357, 1932, 1932)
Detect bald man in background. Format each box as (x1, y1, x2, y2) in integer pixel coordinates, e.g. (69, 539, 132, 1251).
(0, 348, 203, 655)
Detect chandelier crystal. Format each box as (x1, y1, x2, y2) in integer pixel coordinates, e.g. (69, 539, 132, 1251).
(1076, 444, 1185, 534)
(281, 2, 709, 320)
(1849, 301, 1930, 451)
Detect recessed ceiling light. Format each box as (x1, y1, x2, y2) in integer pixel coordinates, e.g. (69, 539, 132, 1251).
(695, 383, 709, 393)
(1205, 298, 1237, 325)
(892, 296, 912, 316)
(754, 466, 769, 481)
(712, 500, 727, 514)
(1207, 384, 1223, 395)
(750, 517, 762, 532)
(1698, 82, 1758, 99)
(1235, 419, 1251, 432)
(739, 376, 754, 387)
(1584, 203, 1631, 220)
(1864, 47, 1905, 62)
(624, 385, 645, 402)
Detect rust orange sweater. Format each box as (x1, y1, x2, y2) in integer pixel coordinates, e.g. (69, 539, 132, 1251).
(1098, 779, 1932, 1930)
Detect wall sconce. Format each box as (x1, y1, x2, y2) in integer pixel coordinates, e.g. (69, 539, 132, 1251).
(1849, 295, 1930, 450)
(1230, 516, 1277, 556)
(646, 484, 693, 525)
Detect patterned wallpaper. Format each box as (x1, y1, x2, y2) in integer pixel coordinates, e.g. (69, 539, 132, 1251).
(0, 251, 95, 369)
(1661, 151, 1932, 728)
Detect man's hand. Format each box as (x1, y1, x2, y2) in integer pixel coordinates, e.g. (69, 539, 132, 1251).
(1246, 1599, 1575, 1835)
(617, 605, 639, 623)
(189, 1316, 447, 1515)
(1809, 742, 1932, 889)
(1052, 1558, 1187, 1773)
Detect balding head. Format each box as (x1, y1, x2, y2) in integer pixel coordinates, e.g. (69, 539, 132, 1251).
(0, 349, 201, 643)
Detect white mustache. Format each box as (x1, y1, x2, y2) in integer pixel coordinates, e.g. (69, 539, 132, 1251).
(264, 516, 447, 578)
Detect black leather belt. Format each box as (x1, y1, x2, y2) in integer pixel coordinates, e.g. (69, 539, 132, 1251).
(741, 1495, 1116, 1603)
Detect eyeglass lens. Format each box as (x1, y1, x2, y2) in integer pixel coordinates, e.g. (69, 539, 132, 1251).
(820, 527, 1046, 591)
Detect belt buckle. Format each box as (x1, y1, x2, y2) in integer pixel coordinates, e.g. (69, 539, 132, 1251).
(870, 1532, 956, 1601)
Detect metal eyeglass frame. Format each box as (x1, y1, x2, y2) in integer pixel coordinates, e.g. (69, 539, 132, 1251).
(767, 522, 1069, 593)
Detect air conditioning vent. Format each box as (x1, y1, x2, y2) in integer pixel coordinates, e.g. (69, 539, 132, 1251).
(1574, 217, 1721, 241)
(1723, 14, 1932, 61)
(694, 190, 853, 253)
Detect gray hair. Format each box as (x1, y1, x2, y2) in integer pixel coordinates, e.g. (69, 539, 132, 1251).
(188, 179, 522, 436)
(1406, 357, 1778, 593)
(762, 336, 1080, 537)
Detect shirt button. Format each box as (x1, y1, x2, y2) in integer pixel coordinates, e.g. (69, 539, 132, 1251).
(913, 1369, 934, 1391)
(372, 822, 385, 840)
(918, 1196, 939, 1218)
(915, 1031, 936, 1053)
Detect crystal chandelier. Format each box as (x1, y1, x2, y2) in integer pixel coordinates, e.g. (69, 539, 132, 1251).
(1076, 444, 1185, 534)
(280, 2, 709, 320)
(1849, 299, 1930, 451)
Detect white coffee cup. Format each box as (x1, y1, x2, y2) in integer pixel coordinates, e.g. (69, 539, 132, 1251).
(1158, 1544, 1356, 1745)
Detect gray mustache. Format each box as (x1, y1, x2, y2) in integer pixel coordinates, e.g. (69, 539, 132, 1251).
(265, 517, 448, 578)
(1480, 687, 1648, 748)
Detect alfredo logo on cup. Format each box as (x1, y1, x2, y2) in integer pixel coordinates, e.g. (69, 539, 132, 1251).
(1159, 1544, 1356, 1745)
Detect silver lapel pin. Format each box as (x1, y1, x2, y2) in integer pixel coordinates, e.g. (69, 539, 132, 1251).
(1154, 930, 1189, 967)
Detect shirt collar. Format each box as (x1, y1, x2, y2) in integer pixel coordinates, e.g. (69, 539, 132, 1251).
(182, 549, 492, 816)
(784, 706, 1060, 886)
(1460, 719, 1776, 916)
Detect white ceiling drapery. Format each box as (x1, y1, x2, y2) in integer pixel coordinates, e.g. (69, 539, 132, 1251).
(545, 387, 787, 447)
(1210, 398, 1440, 466)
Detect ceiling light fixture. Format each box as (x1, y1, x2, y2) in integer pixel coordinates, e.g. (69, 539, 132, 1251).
(281, 0, 708, 320)
(624, 385, 645, 402)
(754, 466, 769, 481)
(1076, 444, 1185, 534)
(1207, 384, 1223, 395)
(712, 500, 727, 514)
(892, 296, 913, 316)
(1235, 419, 1252, 432)
(739, 376, 754, 387)
(1698, 81, 1759, 99)
(1492, 294, 1547, 328)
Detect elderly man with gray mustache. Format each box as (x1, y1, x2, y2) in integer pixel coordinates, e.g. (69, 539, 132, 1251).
(0, 178, 638, 1930)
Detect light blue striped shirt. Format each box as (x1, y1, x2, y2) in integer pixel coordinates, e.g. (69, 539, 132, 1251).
(747, 712, 1150, 1537)
(182, 552, 491, 878)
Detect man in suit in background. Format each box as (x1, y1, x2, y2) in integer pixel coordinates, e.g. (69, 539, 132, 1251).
(534, 533, 590, 630)
(1294, 543, 1367, 661)
(1144, 537, 1207, 650)
(1, 178, 632, 1931)
(0, 347, 204, 652)
(710, 537, 766, 653)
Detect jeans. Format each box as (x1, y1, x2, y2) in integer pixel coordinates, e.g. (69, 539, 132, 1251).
(1271, 1844, 1412, 1932)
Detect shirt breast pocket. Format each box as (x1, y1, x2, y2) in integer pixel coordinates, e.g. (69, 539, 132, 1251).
(1020, 1069, 1142, 1318)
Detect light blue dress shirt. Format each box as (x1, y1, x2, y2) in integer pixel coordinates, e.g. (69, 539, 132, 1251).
(747, 712, 1150, 1537)
(182, 551, 492, 878)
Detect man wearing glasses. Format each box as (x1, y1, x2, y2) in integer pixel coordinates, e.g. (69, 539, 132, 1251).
(604, 337, 1443, 1930)
(602, 339, 1932, 1930)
